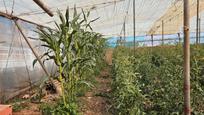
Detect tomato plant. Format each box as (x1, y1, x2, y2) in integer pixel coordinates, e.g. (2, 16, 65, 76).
(111, 45, 204, 114)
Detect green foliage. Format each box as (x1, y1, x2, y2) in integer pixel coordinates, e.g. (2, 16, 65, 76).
(40, 99, 77, 115)
(8, 98, 29, 112)
(111, 45, 204, 114)
(12, 103, 28, 112)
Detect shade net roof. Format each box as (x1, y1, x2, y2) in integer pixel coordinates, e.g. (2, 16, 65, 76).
(0, 0, 203, 37)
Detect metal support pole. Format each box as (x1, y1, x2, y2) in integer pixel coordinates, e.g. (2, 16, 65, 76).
(162, 20, 164, 45)
(178, 33, 181, 43)
(184, 0, 191, 114)
(151, 34, 154, 47)
(133, 0, 136, 55)
(123, 22, 126, 46)
(0, 11, 49, 28)
(119, 36, 122, 46)
(14, 20, 50, 77)
(199, 18, 201, 43)
(196, 0, 200, 44)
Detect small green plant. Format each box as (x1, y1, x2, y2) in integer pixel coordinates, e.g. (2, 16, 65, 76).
(7, 98, 29, 112)
(12, 103, 27, 112)
(40, 100, 77, 115)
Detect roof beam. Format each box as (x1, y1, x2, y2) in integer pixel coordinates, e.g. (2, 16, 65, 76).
(0, 11, 49, 28)
(33, 0, 54, 17)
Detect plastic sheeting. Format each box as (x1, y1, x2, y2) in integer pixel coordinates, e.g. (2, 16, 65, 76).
(0, 17, 56, 102)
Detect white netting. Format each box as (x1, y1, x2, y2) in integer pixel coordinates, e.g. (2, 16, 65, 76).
(0, 18, 56, 102)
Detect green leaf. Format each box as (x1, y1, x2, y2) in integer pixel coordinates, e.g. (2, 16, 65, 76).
(65, 7, 70, 27)
(33, 58, 38, 67)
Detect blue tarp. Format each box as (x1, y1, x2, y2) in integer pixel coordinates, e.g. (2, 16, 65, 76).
(107, 33, 204, 47)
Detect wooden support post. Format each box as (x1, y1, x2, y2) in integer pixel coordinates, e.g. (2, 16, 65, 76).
(14, 20, 50, 77)
(151, 34, 154, 47)
(184, 0, 191, 114)
(33, 0, 54, 17)
(162, 20, 164, 45)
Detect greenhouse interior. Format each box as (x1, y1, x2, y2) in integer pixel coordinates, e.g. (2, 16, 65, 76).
(0, 0, 203, 115)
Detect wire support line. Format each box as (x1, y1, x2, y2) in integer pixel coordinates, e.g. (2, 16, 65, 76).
(18, 28, 32, 89)
(119, 0, 131, 36)
(11, 0, 15, 15)
(3, 0, 8, 13)
(4, 23, 15, 71)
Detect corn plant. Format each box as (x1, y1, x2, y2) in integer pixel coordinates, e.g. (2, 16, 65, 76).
(34, 7, 106, 114)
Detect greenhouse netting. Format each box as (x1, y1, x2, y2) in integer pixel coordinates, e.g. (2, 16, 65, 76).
(1, 0, 202, 37)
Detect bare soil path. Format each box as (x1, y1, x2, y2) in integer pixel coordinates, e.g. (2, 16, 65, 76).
(79, 67, 112, 115)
